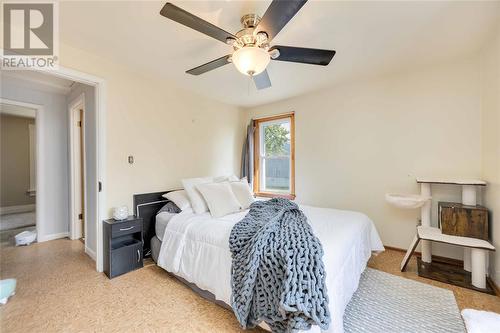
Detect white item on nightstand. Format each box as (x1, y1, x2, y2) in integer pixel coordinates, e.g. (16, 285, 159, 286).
(113, 206, 128, 220)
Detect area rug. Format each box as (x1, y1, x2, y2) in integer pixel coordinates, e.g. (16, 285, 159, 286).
(344, 268, 465, 333)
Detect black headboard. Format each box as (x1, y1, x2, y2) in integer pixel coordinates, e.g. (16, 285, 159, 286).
(133, 189, 178, 257)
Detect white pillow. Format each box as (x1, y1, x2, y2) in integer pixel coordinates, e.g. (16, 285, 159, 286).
(162, 190, 191, 211)
(228, 175, 239, 182)
(196, 182, 242, 218)
(230, 178, 255, 209)
(213, 175, 239, 182)
(182, 177, 213, 214)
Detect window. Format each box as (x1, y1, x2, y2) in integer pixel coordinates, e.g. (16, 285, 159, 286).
(253, 113, 295, 199)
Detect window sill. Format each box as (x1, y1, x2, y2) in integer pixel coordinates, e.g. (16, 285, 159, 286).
(255, 192, 296, 200)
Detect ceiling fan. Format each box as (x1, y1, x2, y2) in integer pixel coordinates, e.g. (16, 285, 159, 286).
(160, 0, 336, 90)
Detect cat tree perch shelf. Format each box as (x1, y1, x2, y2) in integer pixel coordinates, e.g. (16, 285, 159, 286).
(385, 193, 431, 209)
(391, 178, 495, 294)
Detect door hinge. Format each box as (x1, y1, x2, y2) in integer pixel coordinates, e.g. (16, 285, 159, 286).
(77, 121, 82, 127)
(78, 213, 83, 220)
(98, 181, 102, 192)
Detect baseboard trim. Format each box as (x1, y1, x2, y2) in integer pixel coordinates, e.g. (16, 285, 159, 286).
(0, 204, 35, 215)
(384, 245, 414, 253)
(85, 246, 96, 261)
(38, 232, 69, 242)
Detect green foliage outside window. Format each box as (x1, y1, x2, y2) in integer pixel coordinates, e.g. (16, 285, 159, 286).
(264, 124, 289, 156)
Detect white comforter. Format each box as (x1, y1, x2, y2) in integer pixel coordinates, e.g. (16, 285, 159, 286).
(157, 204, 384, 333)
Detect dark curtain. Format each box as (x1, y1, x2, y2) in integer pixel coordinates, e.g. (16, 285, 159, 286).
(240, 120, 255, 184)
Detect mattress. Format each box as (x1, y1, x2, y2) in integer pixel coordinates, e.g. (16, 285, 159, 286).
(155, 212, 176, 242)
(157, 205, 384, 333)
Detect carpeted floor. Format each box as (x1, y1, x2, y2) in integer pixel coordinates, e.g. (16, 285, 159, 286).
(0, 238, 498, 332)
(0, 212, 35, 231)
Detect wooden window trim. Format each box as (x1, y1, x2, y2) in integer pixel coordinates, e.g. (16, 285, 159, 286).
(253, 112, 295, 200)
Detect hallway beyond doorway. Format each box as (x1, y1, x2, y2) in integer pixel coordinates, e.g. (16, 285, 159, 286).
(0, 212, 35, 231)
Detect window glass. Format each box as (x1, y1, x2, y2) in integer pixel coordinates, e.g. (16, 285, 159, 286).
(254, 114, 294, 198)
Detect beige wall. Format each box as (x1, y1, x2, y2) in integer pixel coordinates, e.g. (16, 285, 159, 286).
(244, 56, 484, 260)
(480, 26, 500, 285)
(59, 44, 245, 216)
(51, 34, 499, 277)
(0, 114, 35, 207)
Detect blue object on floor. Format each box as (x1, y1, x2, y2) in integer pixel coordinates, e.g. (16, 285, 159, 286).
(0, 279, 17, 304)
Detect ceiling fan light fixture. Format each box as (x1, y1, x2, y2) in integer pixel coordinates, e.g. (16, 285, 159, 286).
(231, 46, 270, 76)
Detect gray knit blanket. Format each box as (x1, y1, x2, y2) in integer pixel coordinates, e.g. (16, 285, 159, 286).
(229, 198, 330, 333)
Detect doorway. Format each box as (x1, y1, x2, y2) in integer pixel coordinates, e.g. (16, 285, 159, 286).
(0, 103, 37, 246)
(1, 67, 106, 273)
(69, 95, 86, 242)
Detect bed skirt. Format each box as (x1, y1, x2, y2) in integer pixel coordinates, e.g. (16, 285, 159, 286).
(150, 236, 232, 311)
(151, 235, 162, 263)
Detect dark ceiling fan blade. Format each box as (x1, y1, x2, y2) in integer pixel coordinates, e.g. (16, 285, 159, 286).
(253, 70, 272, 90)
(270, 45, 335, 66)
(160, 3, 236, 44)
(186, 55, 232, 75)
(256, 0, 308, 42)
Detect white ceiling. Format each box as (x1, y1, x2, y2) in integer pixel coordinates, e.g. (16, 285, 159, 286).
(60, 1, 500, 107)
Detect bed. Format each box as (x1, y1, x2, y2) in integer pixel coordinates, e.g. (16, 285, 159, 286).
(137, 190, 384, 333)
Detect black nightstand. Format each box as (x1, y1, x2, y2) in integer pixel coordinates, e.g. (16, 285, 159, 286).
(103, 216, 144, 278)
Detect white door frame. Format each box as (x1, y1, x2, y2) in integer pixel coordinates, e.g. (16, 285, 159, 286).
(50, 66, 106, 273)
(0, 98, 42, 241)
(68, 93, 87, 244)
(2, 66, 107, 273)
